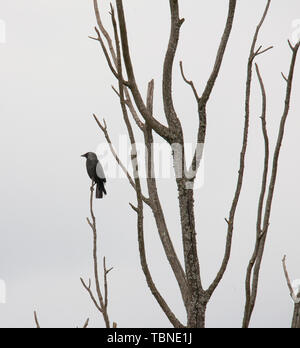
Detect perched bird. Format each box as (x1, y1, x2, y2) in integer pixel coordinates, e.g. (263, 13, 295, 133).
(81, 152, 107, 199)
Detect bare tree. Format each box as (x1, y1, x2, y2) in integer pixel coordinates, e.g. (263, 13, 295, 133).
(89, 0, 299, 328)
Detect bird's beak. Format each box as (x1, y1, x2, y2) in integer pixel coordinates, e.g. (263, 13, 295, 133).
(81, 154, 86, 158)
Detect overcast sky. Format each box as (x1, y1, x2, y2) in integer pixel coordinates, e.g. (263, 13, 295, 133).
(0, 0, 300, 328)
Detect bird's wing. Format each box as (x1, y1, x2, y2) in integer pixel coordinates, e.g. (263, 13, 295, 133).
(86, 159, 98, 181)
(96, 161, 106, 181)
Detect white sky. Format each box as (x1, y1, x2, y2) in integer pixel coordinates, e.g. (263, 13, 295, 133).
(0, 0, 299, 328)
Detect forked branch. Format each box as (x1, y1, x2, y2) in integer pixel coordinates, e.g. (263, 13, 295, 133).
(189, 0, 237, 180)
(242, 39, 300, 327)
(207, 0, 272, 299)
(81, 182, 113, 328)
(243, 62, 269, 327)
(115, 0, 171, 141)
(93, 0, 117, 66)
(110, 4, 184, 327)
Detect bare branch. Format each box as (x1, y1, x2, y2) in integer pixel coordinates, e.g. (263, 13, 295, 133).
(282, 255, 295, 298)
(115, 0, 171, 141)
(89, 183, 109, 326)
(93, 0, 117, 66)
(179, 61, 199, 100)
(111, 4, 184, 327)
(90, 27, 130, 88)
(292, 304, 300, 328)
(83, 318, 90, 329)
(162, 0, 185, 136)
(111, 85, 120, 97)
(146, 79, 154, 112)
(90, 26, 119, 80)
(92, 113, 151, 206)
(162, 2, 205, 327)
(254, 45, 273, 58)
(189, 0, 237, 180)
(255, 62, 269, 247)
(207, 0, 271, 298)
(249, 0, 272, 58)
(81, 183, 112, 328)
(288, 39, 294, 51)
(34, 311, 40, 329)
(255, 65, 269, 241)
(281, 72, 288, 82)
(80, 277, 103, 313)
(251, 45, 273, 60)
(199, 0, 237, 105)
(103, 257, 113, 309)
(112, 84, 145, 131)
(243, 62, 270, 327)
(129, 202, 138, 213)
(124, 87, 145, 131)
(224, 218, 230, 225)
(143, 79, 189, 310)
(243, 39, 300, 327)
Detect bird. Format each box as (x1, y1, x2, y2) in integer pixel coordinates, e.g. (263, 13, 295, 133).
(81, 152, 107, 199)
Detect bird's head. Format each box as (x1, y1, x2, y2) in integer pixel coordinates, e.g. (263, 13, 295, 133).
(81, 152, 97, 160)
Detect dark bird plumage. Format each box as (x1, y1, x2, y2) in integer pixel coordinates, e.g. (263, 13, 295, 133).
(81, 152, 107, 199)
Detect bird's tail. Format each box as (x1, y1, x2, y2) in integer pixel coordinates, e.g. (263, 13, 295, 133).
(96, 180, 107, 199)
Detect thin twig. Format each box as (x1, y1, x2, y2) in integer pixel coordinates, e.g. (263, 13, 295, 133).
(288, 39, 294, 51)
(251, 45, 273, 60)
(104, 257, 113, 309)
(92, 113, 151, 206)
(80, 277, 103, 313)
(83, 318, 90, 329)
(90, 26, 119, 81)
(34, 311, 40, 329)
(282, 255, 294, 298)
(129, 202, 138, 213)
(281, 72, 288, 82)
(93, 0, 117, 66)
(179, 61, 200, 100)
(124, 87, 145, 131)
